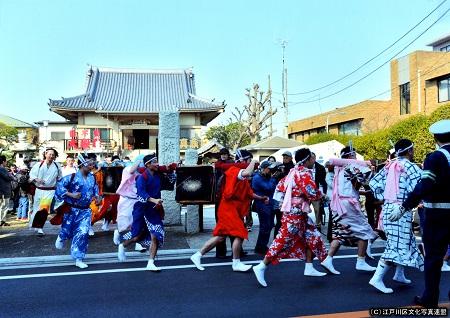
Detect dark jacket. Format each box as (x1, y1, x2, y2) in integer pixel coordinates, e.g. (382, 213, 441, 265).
(0, 166, 13, 198)
(314, 162, 327, 194)
(404, 144, 450, 209)
(281, 160, 295, 179)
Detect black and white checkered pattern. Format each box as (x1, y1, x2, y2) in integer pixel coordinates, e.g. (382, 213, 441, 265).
(369, 158, 422, 202)
(369, 158, 424, 268)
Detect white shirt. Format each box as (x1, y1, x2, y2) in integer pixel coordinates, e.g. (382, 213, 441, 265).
(61, 165, 78, 177)
(29, 160, 62, 187)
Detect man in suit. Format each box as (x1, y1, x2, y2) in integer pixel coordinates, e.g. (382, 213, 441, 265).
(395, 119, 450, 308)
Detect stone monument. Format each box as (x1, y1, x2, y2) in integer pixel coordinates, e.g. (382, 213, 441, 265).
(158, 112, 181, 225)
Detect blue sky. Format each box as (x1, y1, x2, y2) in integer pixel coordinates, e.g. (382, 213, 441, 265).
(0, 0, 449, 136)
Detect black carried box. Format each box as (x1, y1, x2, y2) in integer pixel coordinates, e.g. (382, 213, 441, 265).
(175, 166, 215, 204)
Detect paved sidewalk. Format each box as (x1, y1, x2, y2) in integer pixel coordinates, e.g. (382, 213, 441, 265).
(0, 205, 387, 260)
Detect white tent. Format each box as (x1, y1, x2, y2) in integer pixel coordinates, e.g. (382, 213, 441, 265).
(268, 140, 364, 165)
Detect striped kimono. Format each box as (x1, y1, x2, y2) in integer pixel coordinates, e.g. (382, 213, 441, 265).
(369, 158, 424, 270)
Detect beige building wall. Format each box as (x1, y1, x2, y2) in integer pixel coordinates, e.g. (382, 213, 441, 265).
(391, 50, 450, 117)
(288, 100, 393, 142)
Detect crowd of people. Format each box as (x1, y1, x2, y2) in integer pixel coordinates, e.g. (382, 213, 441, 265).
(0, 119, 449, 309)
(191, 119, 450, 309)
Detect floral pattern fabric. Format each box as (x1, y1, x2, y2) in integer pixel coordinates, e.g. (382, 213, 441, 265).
(55, 171, 99, 260)
(266, 165, 327, 264)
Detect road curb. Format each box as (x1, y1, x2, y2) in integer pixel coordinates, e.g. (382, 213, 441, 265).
(0, 248, 199, 269)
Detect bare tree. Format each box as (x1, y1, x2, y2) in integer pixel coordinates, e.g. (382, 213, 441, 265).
(231, 83, 277, 148)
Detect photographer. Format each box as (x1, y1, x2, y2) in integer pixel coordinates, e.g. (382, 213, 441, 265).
(251, 161, 278, 255)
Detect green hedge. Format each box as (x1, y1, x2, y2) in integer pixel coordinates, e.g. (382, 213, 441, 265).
(305, 104, 450, 162)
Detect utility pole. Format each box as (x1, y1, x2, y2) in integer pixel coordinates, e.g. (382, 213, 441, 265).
(280, 39, 289, 138)
(268, 74, 273, 137)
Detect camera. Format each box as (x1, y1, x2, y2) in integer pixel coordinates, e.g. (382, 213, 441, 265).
(269, 162, 284, 180)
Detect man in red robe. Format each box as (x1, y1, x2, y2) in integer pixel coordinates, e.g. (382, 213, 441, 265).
(190, 149, 268, 272)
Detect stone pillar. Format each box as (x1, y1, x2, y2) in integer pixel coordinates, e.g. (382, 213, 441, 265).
(158, 112, 181, 225)
(184, 149, 199, 233)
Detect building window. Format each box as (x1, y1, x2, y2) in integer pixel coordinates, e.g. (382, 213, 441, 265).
(317, 127, 326, 134)
(438, 77, 450, 102)
(338, 120, 362, 136)
(50, 131, 65, 140)
(180, 128, 191, 139)
(439, 45, 450, 52)
(90, 128, 110, 140)
(400, 82, 410, 115)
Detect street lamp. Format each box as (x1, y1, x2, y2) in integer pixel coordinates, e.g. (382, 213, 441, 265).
(325, 111, 346, 133)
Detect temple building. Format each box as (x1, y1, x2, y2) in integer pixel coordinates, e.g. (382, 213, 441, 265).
(48, 66, 224, 157)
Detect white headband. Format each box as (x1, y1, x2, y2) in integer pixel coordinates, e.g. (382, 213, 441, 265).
(396, 143, 414, 156)
(144, 156, 158, 166)
(297, 154, 311, 165)
(235, 149, 251, 162)
(340, 150, 356, 158)
(77, 153, 94, 167)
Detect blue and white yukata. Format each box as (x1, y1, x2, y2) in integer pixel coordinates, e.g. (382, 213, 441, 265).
(122, 169, 164, 248)
(369, 158, 424, 270)
(55, 171, 99, 260)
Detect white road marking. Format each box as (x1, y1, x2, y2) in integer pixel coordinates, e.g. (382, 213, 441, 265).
(0, 253, 382, 281)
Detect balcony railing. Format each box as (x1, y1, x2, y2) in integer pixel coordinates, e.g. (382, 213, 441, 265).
(63, 139, 116, 152)
(61, 138, 208, 152)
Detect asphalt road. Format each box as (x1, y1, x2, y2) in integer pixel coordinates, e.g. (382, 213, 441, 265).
(0, 250, 449, 318)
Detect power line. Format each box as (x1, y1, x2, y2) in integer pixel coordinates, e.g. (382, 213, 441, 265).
(275, 0, 448, 96)
(296, 56, 450, 119)
(287, 58, 450, 131)
(288, 5, 450, 105)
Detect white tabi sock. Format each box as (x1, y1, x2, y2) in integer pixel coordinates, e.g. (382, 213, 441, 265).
(118, 243, 126, 262)
(232, 259, 252, 272)
(393, 265, 411, 284)
(356, 257, 376, 271)
(369, 261, 393, 293)
(442, 262, 450, 271)
(304, 262, 327, 277)
(146, 259, 161, 272)
(55, 236, 64, 249)
(253, 262, 268, 287)
(254, 261, 267, 270)
(190, 251, 205, 271)
(101, 219, 109, 231)
(75, 259, 88, 269)
(321, 255, 340, 275)
(113, 229, 120, 245)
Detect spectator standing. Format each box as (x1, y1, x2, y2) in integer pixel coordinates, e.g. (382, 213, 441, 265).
(61, 155, 78, 177)
(310, 152, 327, 231)
(251, 161, 277, 254)
(16, 186, 29, 220)
(0, 155, 13, 226)
(281, 151, 295, 178)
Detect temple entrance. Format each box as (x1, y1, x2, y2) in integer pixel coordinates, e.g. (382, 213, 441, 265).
(132, 129, 149, 149)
